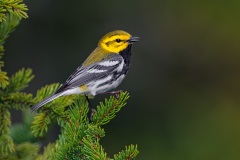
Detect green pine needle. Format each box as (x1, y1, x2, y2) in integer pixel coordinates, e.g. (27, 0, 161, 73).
(50, 92, 138, 160)
(34, 83, 61, 101)
(113, 145, 139, 160)
(92, 91, 130, 125)
(31, 112, 51, 137)
(6, 68, 34, 93)
(0, 71, 9, 89)
(10, 111, 37, 144)
(0, 134, 14, 154)
(3, 92, 34, 109)
(0, 51, 4, 69)
(0, 108, 14, 154)
(0, 14, 20, 45)
(0, 0, 28, 22)
(36, 143, 55, 160)
(81, 136, 107, 160)
(31, 84, 80, 137)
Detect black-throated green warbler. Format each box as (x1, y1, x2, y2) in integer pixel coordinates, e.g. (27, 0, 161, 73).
(30, 30, 139, 111)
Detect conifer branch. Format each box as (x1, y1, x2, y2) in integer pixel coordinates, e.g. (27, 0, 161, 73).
(0, 13, 20, 45)
(0, 14, 20, 79)
(36, 143, 55, 160)
(0, 142, 39, 159)
(3, 92, 34, 109)
(81, 135, 107, 160)
(14, 142, 39, 159)
(92, 91, 130, 126)
(33, 83, 77, 112)
(0, 70, 8, 89)
(113, 145, 139, 160)
(10, 111, 37, 145)
(0, 107, 14, 154)
(34, 83, 61, 102)
(6, 68, 34, 93)
(51, 98, 90, 159)
(0, 0, 28, 22)
(48, 92, 138, 160)
(0, 50, 4, 69)
(31, 112, 51, 137)
(31, 83, 79, 136)
(0, 1, 28, 155)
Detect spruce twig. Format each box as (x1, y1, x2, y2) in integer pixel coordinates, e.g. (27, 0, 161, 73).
(0, 0, 28, 22)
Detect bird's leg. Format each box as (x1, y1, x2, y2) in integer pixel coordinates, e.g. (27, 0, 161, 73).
(100, 90, 122, 99)
(85, 95, 94, 121)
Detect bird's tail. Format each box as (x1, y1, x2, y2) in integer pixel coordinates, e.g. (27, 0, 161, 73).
(30, 92, 64, 112)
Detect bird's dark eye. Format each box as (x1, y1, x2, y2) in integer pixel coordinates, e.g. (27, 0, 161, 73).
(116, 38, 121, 43)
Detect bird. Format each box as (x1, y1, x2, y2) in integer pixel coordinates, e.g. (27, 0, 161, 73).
(30, 30, 139, 112)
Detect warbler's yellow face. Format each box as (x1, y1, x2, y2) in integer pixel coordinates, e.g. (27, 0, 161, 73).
(99, 30, 132, 53)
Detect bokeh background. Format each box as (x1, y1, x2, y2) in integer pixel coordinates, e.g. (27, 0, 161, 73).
(5, 0, 240, 159)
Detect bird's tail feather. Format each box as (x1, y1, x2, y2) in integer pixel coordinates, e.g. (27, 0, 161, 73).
(30, 92, 64, 112)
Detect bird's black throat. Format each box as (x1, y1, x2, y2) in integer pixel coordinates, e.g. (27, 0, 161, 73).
(119, 44, 132, 74)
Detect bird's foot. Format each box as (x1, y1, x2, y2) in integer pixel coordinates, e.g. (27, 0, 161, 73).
(101, 90, 122, 99)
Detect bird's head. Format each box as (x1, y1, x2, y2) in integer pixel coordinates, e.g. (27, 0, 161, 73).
(98, 30, 139, 53)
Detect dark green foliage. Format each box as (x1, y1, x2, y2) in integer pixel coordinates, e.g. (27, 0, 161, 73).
(11, 142, 39, 159)
(10, 111, 37, 144)
(0, 0, 28, 22)
(114, 145, 139, 160)
(31, 83, 77, 137)
(36, 143, 55, 160)
(0, 14, 20, 45)
(0, 142, 40, 160)
(0, 14, 20, 90)
(47, 92, 138, 160)
(4, 92, 33, 109)
(0, 5, 30, 154)
(52, 98, 90, 159)
(0, 70, 8, 89)
(6, 68, 34, 93)
(0, 107, 14, 154)
(0, 68, 35, 154)
(92, 93, 130, 126)
(33, 83, 77, 114)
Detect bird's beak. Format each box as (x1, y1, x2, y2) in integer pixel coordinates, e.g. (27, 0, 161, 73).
(128, 36, 140, 43)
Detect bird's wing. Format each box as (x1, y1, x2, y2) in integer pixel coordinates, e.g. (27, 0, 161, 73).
(56, 53, 124, 93)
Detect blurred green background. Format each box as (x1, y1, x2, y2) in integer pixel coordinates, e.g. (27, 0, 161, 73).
(5, 0, 240, 159)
